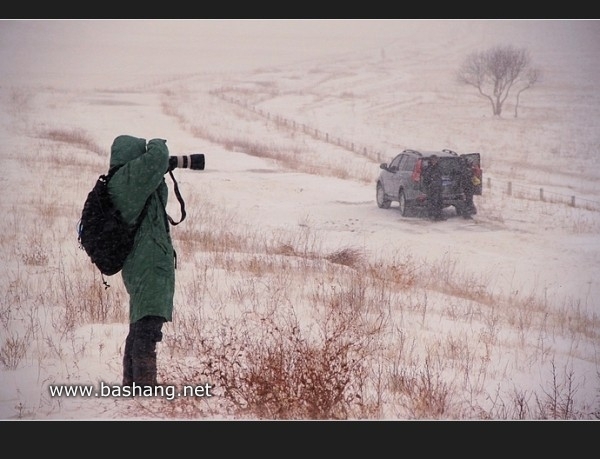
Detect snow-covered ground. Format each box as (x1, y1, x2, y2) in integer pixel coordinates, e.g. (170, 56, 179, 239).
(1, 19, 599, 420)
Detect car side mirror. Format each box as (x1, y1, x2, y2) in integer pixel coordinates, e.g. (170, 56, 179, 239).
(380, 163, 388, 170)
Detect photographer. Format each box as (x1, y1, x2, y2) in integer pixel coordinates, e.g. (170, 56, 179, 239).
(107, 134, 176, 388)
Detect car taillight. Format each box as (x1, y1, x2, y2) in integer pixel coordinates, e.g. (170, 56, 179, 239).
(412, 160, 422, 182)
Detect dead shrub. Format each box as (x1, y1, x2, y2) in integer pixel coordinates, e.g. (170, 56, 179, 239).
(390, 358, 453, 419)
(162, 303, 383, 419)
(325, 247, 364, 268)
(0, 333, 29, 370)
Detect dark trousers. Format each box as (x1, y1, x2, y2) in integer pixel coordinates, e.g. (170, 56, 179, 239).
(461, 184, 476, 217)
(123, 315, 165, 386)
(427, 189, 443, 219)
(464, 193, 475, 213)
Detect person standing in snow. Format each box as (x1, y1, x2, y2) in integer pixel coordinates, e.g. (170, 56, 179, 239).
(459, 157, 476, 219)
(423, 154, 445, 221)
(107, 135, 176, 387)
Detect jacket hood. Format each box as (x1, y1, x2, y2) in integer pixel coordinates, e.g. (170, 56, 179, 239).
(109, 135, 147, 168)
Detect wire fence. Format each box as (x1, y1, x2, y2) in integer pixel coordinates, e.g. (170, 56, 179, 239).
(482, 178, 600, 212)
(213, 90, 600, 213)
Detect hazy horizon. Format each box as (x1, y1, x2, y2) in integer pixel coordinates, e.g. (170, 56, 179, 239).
(1, 19, 598, 89)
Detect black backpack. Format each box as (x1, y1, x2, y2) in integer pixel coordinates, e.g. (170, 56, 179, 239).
(77, 166, 147, 287)
(78, 167, 186, 288)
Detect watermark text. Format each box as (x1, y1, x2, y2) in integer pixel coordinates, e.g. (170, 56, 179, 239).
(48, 382, 214, 401)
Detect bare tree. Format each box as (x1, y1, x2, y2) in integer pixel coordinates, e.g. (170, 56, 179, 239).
(457, 45, 540, 117)
(514, 67, 541, 118)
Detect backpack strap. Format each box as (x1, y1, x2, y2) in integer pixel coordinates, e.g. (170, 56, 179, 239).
(106, 165, 122, 180)
(92, 166, 122, 289)
(99, 165, 150, 289)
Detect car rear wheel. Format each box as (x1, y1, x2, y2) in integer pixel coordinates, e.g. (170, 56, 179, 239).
(376, 183, 391, 209)
(399, 190, 412, 217)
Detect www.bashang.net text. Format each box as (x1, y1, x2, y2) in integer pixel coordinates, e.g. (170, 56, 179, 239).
(48, 382, 214, 401)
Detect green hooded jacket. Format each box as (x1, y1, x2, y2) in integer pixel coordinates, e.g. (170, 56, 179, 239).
(107, 135, 175, 323)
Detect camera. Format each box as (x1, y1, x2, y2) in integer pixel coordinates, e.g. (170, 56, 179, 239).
(168, 154, 205, 172)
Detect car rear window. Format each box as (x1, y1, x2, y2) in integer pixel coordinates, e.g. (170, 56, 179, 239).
(440, 158, 463, 174)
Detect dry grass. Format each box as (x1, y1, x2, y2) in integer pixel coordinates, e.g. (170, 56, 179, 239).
(37, 128, 104, 156)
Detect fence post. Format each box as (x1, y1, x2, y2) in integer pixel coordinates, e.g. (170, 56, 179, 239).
(507, 182, 512, 196)
(571, 196, 576, 207)
(540, 188, 544, 201)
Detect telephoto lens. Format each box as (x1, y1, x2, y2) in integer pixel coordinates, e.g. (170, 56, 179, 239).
(168, 154, 205, 171)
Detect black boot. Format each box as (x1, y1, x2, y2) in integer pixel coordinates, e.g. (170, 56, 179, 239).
(133, 355, 158, 387)
(122, 324, 134, 386)
(130, 315, 164, 387)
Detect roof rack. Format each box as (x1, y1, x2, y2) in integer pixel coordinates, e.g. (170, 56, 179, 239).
(442, 149, 458, 156)
(403, 149, 422, 156)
